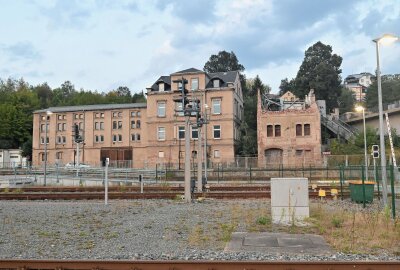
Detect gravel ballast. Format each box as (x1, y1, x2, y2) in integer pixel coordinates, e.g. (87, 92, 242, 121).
(0, 199, 399, 261)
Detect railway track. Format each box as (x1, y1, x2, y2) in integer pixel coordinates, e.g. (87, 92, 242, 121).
(0, 190, 347, 200)
(0, 259, 398, 270)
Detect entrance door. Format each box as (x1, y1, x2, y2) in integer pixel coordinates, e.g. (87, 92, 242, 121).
(265, 148, 283, 166)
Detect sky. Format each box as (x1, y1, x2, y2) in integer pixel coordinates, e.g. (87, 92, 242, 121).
(0, 0, 399, 94)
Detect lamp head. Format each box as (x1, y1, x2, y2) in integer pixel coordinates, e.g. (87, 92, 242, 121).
(355, 105, 365, 112)
(373, 33, 399, 44)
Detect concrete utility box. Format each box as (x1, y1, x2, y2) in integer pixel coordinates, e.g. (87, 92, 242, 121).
(271, 178, 309, 224)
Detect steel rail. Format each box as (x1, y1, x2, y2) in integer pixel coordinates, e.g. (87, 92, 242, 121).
(0, 190, 347, 200)
(0, 259, 398, 270)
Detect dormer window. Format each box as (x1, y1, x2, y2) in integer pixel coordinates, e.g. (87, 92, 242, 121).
(213, 79, 220, 88)
(159, 83, 164, 92)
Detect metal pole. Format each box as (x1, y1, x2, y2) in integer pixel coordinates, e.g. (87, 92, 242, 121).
(204, 109, 208, 184)
(375, 40, 389, 206)
(390, 165, 396, 219)
(139, 174, 143, 194)
(197, 126, 202, 192)
(374, 158, 380, 200)
(362, 108, 369, 181)
(44, 116, 48, 186)
(105, 158, 109, 205)
(76, 142, 80, 177)
(361, 165, 366, 208)
(184, 115, 191, 202)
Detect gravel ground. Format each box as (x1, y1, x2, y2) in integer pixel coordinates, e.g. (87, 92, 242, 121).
(0, 199, 399, 261)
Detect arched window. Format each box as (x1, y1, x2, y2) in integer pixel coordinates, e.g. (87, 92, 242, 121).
(296, 124, 302, 136)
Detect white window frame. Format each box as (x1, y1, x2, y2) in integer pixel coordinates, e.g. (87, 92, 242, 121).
(178, 126, 185, 139)
(191, 126, 198, 139)
(159, 83, 164, 92)
(157, 101, 166, 117)
(213, 125, 221, 139)
(212, 98, 221, 114)
(158, 127, 166, 141)
(191, 78, 199, 90)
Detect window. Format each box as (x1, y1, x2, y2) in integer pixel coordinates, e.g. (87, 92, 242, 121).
(191, 78, 198, 90)
(275, 125, 281, 137)
(177, 82, 182, 91)
(267, 125, 273, 137)
(212, 98, 221, 114)
(100, 113, 104, 118)
(214, 150, 220, 158)
(131, 120, 136, 129)
(213, 125, 221, 139)
(137, 111, 141, 117)
(100, 122, 104, 130)
(74, 114, 79, 119)
(296, 124, 302, 136)
(192, 126, 198, 139)
(136, 134, 141, 141)
(131, 111, 136, 117)
(113, 135, 117, 142)
(118, 121, 122, 129)
(159, 151, 165, 158)
(131, 134, 136, 141)
(159, 83, 164, 92)
(63, 123, 66, 131)
(79, 114, 84, 119)
(95, 135, 104, 143)
(79, 122, 83, 130)
(158, 127, 166, 141)
(157, 101, 166, 117)
(118, 134, 122, 141)
(95, 122, 100, 130)
(58, 123, 63, 131)
(118, 112, 122, 117)
(62, 136, 66, 143)
(178, 126, 185, 139)
(56, 152, 63, 159)
(95, 135, 99, 143)
(296, 150, 303, 156)
(192, 151, 197, 159)
(95, 113, 100, 118)
(41, 137, 49, 144)
(137, 120, 141, 129)
(213, 79, 220, 88)
(175, 102, 184, 116)
(113, 121, 117, 129)
(112, 112, 117, 118)
(58, 115, 62, 120)
(304, 124, 311, 136)
(100, 135, 104, 142)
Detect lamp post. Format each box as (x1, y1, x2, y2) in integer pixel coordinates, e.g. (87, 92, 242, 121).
(203, 104, 210, 184)
(43, 110, 53, 186)
(355, 105, 368, 181)
(373, 33, 398, 206)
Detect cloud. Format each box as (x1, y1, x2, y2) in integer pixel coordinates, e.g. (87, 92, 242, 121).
(1, 42, 42, 61)
(155, 0, 217, 24)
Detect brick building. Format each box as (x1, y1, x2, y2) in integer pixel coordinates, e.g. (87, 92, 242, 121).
(32, 68, 243, 168)
(257, 90, 322, 167)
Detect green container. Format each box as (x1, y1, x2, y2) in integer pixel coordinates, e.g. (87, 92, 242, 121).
(349, 181, 375, 203)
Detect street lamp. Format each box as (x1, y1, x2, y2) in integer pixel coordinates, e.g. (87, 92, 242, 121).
(43, 110, 53, 186)
(355, 105, 368, 181)
(203, 104, 210, 184)
(373, 33, 398, 206)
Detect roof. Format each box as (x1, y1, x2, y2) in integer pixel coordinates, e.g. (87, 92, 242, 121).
(171, 68, 204, 75)
(147, 69, 239, 92)
(34, 103, 147, 114)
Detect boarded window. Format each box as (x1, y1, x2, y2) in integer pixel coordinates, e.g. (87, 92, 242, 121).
(304, 124, 311, 136)
(275, 125, 281, 137)
(296, 124, 302, 136)
(267, 125, 273, 137)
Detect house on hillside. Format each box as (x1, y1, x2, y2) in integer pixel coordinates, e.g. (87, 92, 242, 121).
(344, 72, 375, 102)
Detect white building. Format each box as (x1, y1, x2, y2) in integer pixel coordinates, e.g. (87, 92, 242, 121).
(0, 149, 27, 168)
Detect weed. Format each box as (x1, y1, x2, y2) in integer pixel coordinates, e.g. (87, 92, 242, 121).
(331, 215, 344, 228)
(219, 223, 236, 242)
(256, 216, 271, 225)
(79, 240, 95, 250)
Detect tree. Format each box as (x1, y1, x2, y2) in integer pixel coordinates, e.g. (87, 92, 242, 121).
(338, 87, 356, 114)
(293, 41, 342, 111)
(132, 91, 147, 103)
(365, 75, 400, 110)
(279, 78, 295, 96)
(33, 83, 53, 109)
(203, 50, 247, 94)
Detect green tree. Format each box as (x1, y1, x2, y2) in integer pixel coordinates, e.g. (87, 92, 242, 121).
(365, 75, 400, 110)
(293, 41, 342, 111)
(338, 87, 356, 114)
(132, 91, 147, 103)
(279, 78, 295, 96)
(33, 83, 53, 109)
(203, 50, 247, 94)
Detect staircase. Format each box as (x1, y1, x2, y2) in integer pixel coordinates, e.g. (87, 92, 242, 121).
(321, 116, 359, 141)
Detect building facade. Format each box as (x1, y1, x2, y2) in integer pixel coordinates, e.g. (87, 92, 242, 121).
(257, 90, 322, 167)
(32, 68, 243, 168)
(0, 149, 27, 168)
(344, 72, 374, 102)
